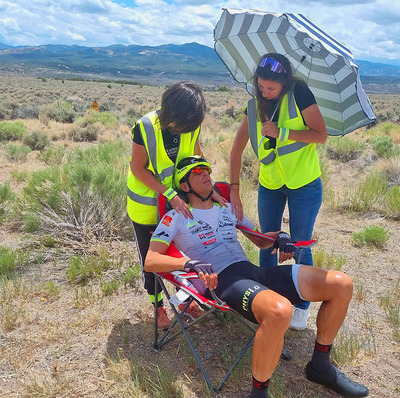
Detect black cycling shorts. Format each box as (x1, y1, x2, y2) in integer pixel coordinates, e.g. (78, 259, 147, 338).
(215, 261, 306, 324)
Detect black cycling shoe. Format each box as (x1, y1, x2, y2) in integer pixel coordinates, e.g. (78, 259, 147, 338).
(306, 362, 369, 397)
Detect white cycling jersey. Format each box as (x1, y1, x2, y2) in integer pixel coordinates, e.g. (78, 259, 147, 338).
(151, 203, 255, 274)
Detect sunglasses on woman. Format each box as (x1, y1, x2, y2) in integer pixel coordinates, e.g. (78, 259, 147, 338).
(258, 57, 286, 73)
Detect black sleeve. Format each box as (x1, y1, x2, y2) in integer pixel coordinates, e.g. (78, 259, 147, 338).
(294, 80, 316, 112)
(132, 123, 144, 145)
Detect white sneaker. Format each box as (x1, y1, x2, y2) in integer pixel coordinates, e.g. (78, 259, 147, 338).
(290, 307, 310, 330)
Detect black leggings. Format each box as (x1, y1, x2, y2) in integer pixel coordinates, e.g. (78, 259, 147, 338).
(216, 261, 306, 324)
(131, 221, 164, 305)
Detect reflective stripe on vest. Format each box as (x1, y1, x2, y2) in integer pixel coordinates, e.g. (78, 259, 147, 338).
(127, 110, 200, 224)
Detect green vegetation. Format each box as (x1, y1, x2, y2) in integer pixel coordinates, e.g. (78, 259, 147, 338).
(22, 130, 52, 150)
(380, 279, 400, 342)
(324, 136, 366, 162)
(352, 225, 389, 248)
(0, 121, 27, 141)
(5, 143, 31, 162)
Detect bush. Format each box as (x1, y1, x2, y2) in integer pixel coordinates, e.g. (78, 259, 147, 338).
(39, 145, 66, 165)
(5, 143, 31, 162)
(352, 225, 390, 248)
(19, 141, 131, 243)
(347, 172, 388, 213)
(22, 131, 51, 150)
(0, 182, 15, 222)
(41, 101, 76, 123)
(325, 136, 366, 162)
(0, 246, 29, 278)
(67, 126, 98, 142)
(383, 186, 400, 219)
(0, 121, 27, 141)
(371, 136, 400, 158)
(77, 110, 119, 129)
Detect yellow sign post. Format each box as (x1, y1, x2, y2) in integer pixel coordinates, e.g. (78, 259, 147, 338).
(92, 101, 99, 111)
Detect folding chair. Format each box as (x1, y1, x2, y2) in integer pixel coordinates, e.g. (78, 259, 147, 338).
(153, 182, 316, 392)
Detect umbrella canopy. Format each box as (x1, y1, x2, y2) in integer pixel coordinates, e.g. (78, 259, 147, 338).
(214, 8, 376, 136)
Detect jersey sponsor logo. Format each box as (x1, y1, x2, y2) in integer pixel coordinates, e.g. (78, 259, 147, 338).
(242, 284, 261, 312)
(202, 237, 217, 246)
(198, 231, 215, 240)
(162, 215, 172, 227)
(153, 230, 170, 238)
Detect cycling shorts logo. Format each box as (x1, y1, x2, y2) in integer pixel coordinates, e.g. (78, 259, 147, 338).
(242, 285, 261, 311)
(162, 215, 172, 227)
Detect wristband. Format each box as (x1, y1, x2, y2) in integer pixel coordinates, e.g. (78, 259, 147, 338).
(278, 127, 289, 142)
(163, 187, 177, 201)
(230, 182, 240, 186)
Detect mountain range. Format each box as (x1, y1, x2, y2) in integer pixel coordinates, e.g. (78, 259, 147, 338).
(1, 42, 399, 92)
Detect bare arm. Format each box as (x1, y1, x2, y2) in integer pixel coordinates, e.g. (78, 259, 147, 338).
(229, 115, 250, 220)
(261, 103, 327, 144)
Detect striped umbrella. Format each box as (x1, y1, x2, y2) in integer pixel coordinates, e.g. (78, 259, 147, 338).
(214, 8, 376, 136)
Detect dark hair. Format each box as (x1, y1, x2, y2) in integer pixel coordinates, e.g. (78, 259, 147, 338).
(158, 81, 206, 133)
(252, 53, 301, 122)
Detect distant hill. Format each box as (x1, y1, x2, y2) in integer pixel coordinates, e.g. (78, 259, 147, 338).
(0, 42, 400, 91)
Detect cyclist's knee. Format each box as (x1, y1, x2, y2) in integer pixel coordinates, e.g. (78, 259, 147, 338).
(253, 291, 292, 326)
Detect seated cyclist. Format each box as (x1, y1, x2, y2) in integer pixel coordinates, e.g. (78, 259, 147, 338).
(145, 156, 369, 398)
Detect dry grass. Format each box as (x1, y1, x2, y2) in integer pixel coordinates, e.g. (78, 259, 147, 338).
(0, 74, 399, 397)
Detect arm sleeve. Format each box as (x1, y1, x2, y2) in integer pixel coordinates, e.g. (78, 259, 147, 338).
(150, 210, 179, 246)
(294, 80, 316, 112)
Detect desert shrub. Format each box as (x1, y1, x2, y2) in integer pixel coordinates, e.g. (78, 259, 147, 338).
(346, 171, 388, 213)
(383, 186, 400, 219)
(0, 246, 29, 278)
(370, 136, 400, 158)
(0, 182, 15, 222)
(325, 136, 366, 162)
(41, 101, 76, 123)
(5, 144, 31, 162)
(12, 105, 39, 120)
(18, 140, 131, 244)
(22, 131, 51, 150)
(39, 145, 66, 165)
(77, 110, 119, 129)
(217, 86, 230, 92)
(352, 225, 389, 248)
(67, 126, 98, 142)
(0, 121, 27, 141)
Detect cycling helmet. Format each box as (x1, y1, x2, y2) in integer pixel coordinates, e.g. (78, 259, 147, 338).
(173, 155, 212, 189)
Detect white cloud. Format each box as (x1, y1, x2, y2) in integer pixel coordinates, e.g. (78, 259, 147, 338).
(0, 0, 399, 65)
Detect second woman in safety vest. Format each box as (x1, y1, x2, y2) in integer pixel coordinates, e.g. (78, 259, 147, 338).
(229, 53, 327, 330)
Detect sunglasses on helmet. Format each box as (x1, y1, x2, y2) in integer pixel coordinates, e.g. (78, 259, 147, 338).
(258, 57, 286, 73)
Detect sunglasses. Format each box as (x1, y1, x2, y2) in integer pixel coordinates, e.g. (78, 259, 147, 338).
(258, 57, 286, 73)
(190, 165, 212, 175)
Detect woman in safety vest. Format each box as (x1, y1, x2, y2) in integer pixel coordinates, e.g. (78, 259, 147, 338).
(230, 53, 327, 330)
(128, 81, 224, 330)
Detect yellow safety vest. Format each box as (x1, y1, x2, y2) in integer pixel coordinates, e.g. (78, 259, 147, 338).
(127, 109, 200, 224)
(247, 91, 321, 190)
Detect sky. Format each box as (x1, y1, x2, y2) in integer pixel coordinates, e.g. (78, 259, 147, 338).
(0, 0, 399, 66)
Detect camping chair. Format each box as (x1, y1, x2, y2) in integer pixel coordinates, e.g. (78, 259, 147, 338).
(153, 182, 316, 392)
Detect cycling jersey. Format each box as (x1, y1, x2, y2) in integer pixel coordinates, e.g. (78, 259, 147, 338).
(151, 203, 255, 274)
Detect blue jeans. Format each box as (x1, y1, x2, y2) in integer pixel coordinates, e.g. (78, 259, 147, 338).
(258, 178, 322, 310)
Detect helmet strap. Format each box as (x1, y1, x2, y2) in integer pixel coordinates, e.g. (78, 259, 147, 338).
(186, 180, 213, 202)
